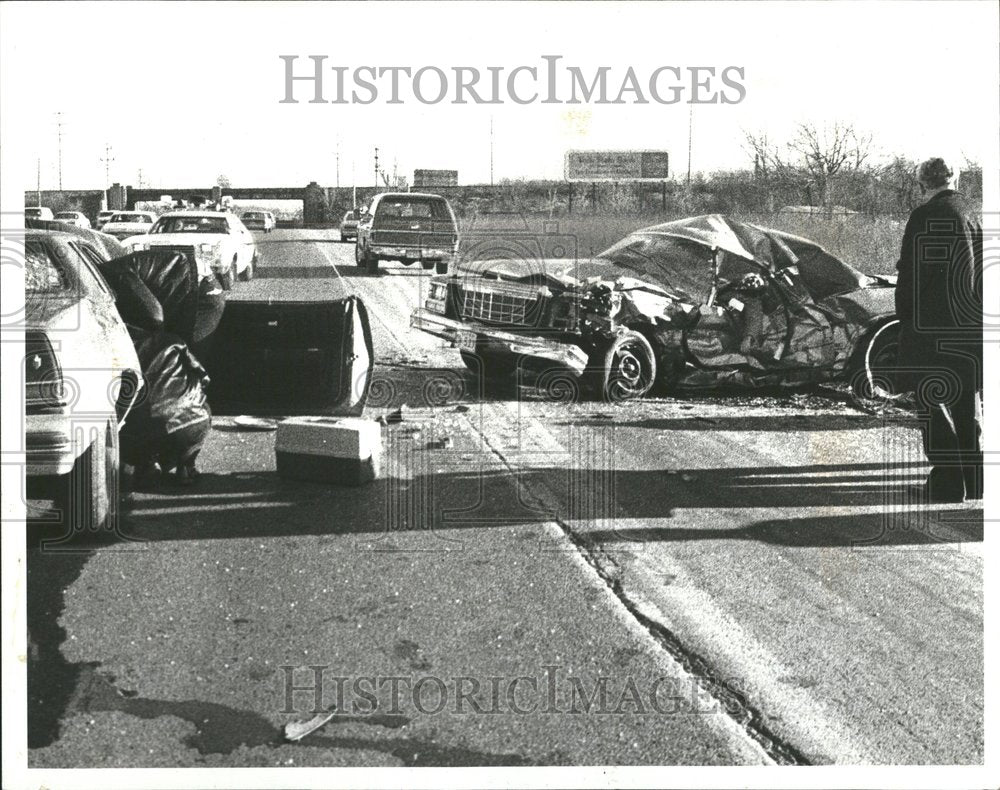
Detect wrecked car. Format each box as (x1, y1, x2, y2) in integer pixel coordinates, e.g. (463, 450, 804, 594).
(411, 214, 899, 401)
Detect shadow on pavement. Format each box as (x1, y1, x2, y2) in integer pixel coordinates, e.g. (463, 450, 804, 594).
(115, 459, 979, 549)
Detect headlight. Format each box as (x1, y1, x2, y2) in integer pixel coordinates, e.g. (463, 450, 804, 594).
(429, 281, 447, 301)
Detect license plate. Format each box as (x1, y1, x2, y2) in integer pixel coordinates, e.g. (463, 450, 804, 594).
(455, 330, 477, 352)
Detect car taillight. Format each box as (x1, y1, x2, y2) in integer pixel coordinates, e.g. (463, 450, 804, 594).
(25, 331, 66, 412)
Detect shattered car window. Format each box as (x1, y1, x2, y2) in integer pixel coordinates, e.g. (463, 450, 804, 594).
(596, 233, 715, 300)
(24, 243, 69, 292)
(768, 232, 867, 300)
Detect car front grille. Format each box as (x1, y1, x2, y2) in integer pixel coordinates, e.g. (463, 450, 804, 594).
(456, 282, 542, 326)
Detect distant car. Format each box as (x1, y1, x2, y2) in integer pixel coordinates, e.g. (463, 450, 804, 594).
(241, 210, 275, 233)
(54, 211, 92, 229)
(102, 211, 157, 240)
(411, 214, 900, 402)
(25, 207, 54, 221)
(340, 209, 359, 243)
(24, 230, 143, 534)
(355, 192, 458, 275)
(122, 210, 258, 290)
(95, 210, 117, 230)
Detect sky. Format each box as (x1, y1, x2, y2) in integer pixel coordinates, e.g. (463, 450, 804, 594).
(1, 0, 998, 191)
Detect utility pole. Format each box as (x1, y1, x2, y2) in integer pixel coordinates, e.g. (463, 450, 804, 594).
(489, 115, 494, 187)
(686, 104, 693, 186)
(36, 158, 41, 206)
(374, 146, 379, 189)
(56, 112, 63, 190)
(101, 143, 114, 186)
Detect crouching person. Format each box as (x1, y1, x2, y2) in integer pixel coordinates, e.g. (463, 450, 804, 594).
(122, 329, 212, 487)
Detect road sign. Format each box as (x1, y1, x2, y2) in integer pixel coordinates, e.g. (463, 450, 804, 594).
(564, 150, 669, 182)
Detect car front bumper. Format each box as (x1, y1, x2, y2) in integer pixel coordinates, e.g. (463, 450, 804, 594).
(410, 309, 590, 374)
(372, 245, 454, 260)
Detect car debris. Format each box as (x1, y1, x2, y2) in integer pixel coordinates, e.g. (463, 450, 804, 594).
(283, 709, 337, 742)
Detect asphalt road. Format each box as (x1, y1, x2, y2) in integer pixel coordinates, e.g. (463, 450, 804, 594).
(27, 228, 983, 767)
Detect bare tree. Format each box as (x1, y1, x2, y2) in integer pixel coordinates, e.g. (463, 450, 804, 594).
(217, 174, 232, 189)
(787, 122, 872, 208)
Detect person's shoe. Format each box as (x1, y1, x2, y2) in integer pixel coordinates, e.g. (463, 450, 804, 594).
(173, 463, 199, 487)
(133, 461, 162, 491)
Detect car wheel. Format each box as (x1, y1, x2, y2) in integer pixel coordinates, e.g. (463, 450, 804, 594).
(587, 330, 657, 401)
(435, 260, 449, 275)
(421, 261, 435, 271)
(364, 251, 379, 274)
(219, 260, 236, 291)
(239, 253, 256, 282)
(850, 320, 907, 410)
(44, 419, 118, 548)
(460, 348, 519, 397)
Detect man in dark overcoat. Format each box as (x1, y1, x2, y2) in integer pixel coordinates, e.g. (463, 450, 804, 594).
(895, 157, 983, 502)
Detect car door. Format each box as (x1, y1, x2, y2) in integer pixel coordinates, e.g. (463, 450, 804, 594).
(682, 250, 795, 370)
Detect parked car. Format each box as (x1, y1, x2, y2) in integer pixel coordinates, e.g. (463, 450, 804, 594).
(25, 206, 54, 221)
(121, 210, 258, 290)
(241, 210, 275, 233)
(24, 230, 143, 536)
(96, 210, 117, 230)
(54, 211, 92, 229)
(102, 211, 157, 240)
(355, 192, 458, 275)
(25, 217, 127, 261)
(340, 209, 359, 243)
(411, 214, 900, 402)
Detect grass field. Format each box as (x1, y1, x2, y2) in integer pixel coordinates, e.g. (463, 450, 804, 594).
(457, 212, 902, 275)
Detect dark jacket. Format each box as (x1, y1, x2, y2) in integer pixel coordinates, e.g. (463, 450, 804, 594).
(895, 190, 982, 391)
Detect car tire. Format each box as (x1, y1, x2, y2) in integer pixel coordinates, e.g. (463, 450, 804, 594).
(850, 320, 907, 410)
(421, 261, 435, 271)
(239, 253, 256, 282)
(364, 251, 379, 275)
(43, 419, 118, 547)
(586, 330, 657, 401)
(435, 260, 449, 275)
(219, 260, 236, 291)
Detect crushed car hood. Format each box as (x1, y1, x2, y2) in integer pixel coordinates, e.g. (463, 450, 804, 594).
(454, 256, 626, 289)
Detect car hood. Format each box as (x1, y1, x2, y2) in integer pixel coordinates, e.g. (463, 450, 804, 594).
(452, 256, 672, 295)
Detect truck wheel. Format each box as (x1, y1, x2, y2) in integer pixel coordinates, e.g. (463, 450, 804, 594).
(586, 330, 657, 401)
(45, 419, 118, 547)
